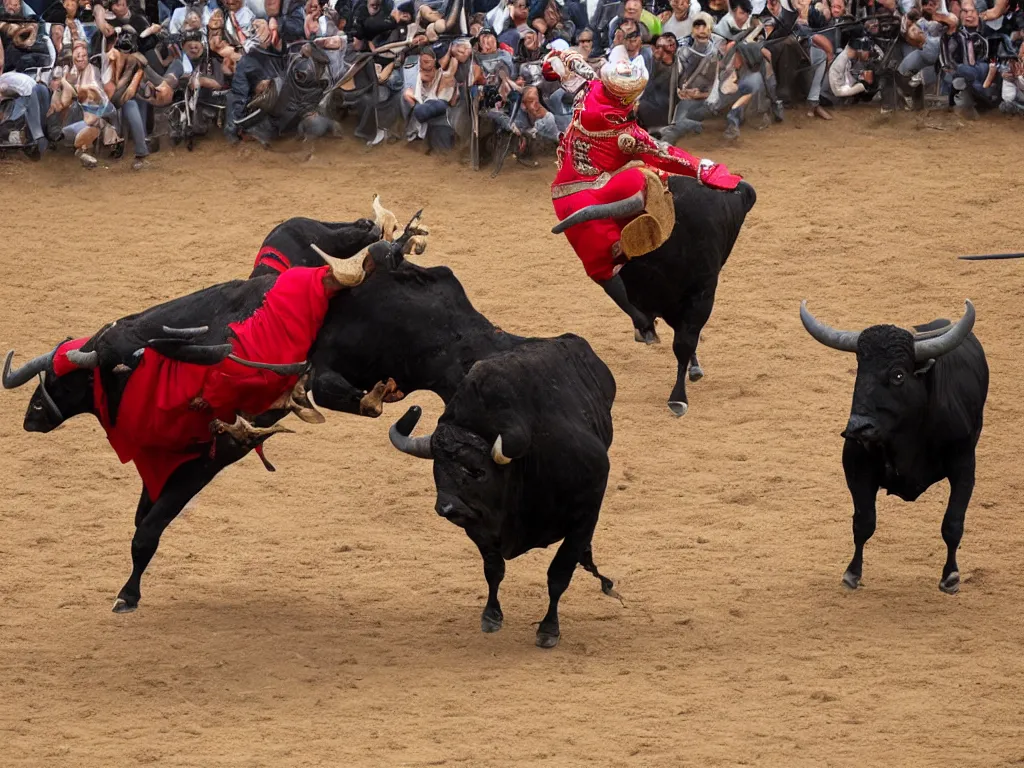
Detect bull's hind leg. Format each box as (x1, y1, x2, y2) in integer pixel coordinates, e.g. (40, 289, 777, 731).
(472, 538, 506, 633)
(939, 458, 975, 595)
(113, 457, 221, 613)
(666, 279, 717, 417)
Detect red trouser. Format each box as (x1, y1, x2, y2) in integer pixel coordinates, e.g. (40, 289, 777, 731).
(552, 167, 647, 282)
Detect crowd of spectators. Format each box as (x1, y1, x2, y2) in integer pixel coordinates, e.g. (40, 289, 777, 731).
(1, 0, 1022, 168)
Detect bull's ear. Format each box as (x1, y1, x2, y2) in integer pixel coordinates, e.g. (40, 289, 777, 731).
(915, 359, 935, 376)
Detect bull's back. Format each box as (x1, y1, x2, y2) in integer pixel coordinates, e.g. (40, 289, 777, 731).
(927, 333, 988, 445)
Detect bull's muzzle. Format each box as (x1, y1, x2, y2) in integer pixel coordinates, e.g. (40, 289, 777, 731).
(842, 414, 880, 443)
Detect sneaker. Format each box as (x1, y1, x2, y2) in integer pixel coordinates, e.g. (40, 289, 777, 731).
(75, 148, 98, 168)
(909, 72, 923, 88)
(999, 101, 1024, 115)
(771, 99, 784, 122)
(723, 122, 740, 140)
(132, 156, 149, 170)
(367, 128, 387, 146)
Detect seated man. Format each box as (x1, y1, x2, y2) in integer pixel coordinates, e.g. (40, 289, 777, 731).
(658, 11, 717, 142)
(401, 45, 459, 150)
(225, 17, 287, 144)
(636, 32, 681, 129)
(0, 69, 50, 156)
(946, 0, 1001, 113)
(895, 0, 958, 102)
(547, 47, 742, 342)
(999, 41, 1024, 114)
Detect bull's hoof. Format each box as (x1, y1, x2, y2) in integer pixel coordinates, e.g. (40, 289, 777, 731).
(842, 570, 861, 590)
(668, 401, 688, 418)
(481, 612, 504, 633)
(112, 597, 138, 613)
(535, 631, 560, 649)
(633, 328, 660, 345)
(688, 364, 704, 382)
(939, 572, 960, 595)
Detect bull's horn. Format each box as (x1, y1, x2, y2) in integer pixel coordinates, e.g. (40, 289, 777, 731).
(66, 349, 99, 368)
(3, 349, 55, 389)
(388, 405, 433, 459)
(310, 243, 371, 287)
(799, 301, 861, 354)
(491, 435, 512, 465)
(161, 325, 209, 338)
(913, 300, 975, 361)
(551, 191, 646, 235)
(372, 195, 400, 242)
(226, 354, 309, 376)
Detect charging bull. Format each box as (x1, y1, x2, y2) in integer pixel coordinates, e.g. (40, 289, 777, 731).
(388, 335, 618, 649)
(800, 299, 987, 594)
(3, 250, 375, 613)
(553, 176, 756, 416)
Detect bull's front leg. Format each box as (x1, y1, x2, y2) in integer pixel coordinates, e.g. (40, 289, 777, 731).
(842, 441, 880, 590)
(470, 535, 506, 633)
(939, 455, 975, 595)
(536, 518, 597, 649)
(666, 279, 717, 417)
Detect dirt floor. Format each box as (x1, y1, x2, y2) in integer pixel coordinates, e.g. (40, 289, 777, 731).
(2, 108, 1024, 767)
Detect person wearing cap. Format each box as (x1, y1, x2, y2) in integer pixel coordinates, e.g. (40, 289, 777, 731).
(826, 36, 875, 104)
(547, 44, 742, 342)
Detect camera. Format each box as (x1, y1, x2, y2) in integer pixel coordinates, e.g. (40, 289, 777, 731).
(481, 83, 502, 109)
(114, 27, 139, 52)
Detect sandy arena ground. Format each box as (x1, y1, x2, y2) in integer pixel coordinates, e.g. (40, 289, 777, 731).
(2, 110, 1024, 767)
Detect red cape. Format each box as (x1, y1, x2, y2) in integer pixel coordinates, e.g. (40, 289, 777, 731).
(91, 265, 332, 500)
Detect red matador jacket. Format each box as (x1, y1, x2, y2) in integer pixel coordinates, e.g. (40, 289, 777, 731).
(56, 265, 333, 501)
(547, 53, 742, 282)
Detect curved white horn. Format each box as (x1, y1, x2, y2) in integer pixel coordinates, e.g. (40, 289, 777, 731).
(491, 435, 512, 465)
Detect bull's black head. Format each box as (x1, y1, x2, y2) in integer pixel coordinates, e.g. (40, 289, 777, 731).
(801, 300, 976, 446)
(387, 406, 528, 530)
(23, 368, 94, 433)
(845, 325, 928, 444)
(3, 343, 98, 433)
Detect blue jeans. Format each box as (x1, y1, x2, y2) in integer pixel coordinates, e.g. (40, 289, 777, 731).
(122, 98, 149, 158)
(412, 99, 450, 122)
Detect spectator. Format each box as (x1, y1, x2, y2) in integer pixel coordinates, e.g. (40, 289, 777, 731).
(948, 0, 1001, 114)
(658, 10, 716, 141)
(999, 40, 1024, 114)
(401, 46, 458, 149)
(609, 0, 654, 42)
(0, 69, 49, 157)
(712, 0, 752, 48)
(896, 0, 957, 95)
(825, 35, 876, 105)
(636, 31, 680, 127)
(225, 16, 286, 145)
(661, 0, 701, 43)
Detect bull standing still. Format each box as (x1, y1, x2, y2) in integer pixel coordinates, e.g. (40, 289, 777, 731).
(547, 48, 756, 416)
(801, 300, 988, 594)
(388, 336, 618, 649)
(2, 251, 375, 613)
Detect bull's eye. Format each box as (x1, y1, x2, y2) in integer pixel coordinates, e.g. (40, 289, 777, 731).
(890, 369, 906, 386)
(31, 403, 43, 411)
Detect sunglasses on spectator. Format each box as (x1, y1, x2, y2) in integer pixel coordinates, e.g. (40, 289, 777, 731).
(624, 30, 641, 39)
(578, 35, 593, 42)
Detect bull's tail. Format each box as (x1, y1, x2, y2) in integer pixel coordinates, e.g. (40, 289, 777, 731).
(580, 547, 623, 605)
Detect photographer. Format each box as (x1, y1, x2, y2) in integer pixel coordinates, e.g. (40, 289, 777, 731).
(896, 0, 957, 92)
(998, 38, 1024, 113)
(825, 35, 876, 104)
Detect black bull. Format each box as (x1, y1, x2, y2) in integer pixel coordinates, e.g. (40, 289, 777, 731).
(564, 176, 757, 416)
(389, 335, 618, 649)
(5, 217, 609, 614)
(801, 300, 988, 594)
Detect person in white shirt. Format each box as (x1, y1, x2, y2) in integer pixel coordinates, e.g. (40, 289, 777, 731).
(660, 0, 700, 43)
(826, 36, 873, 104)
